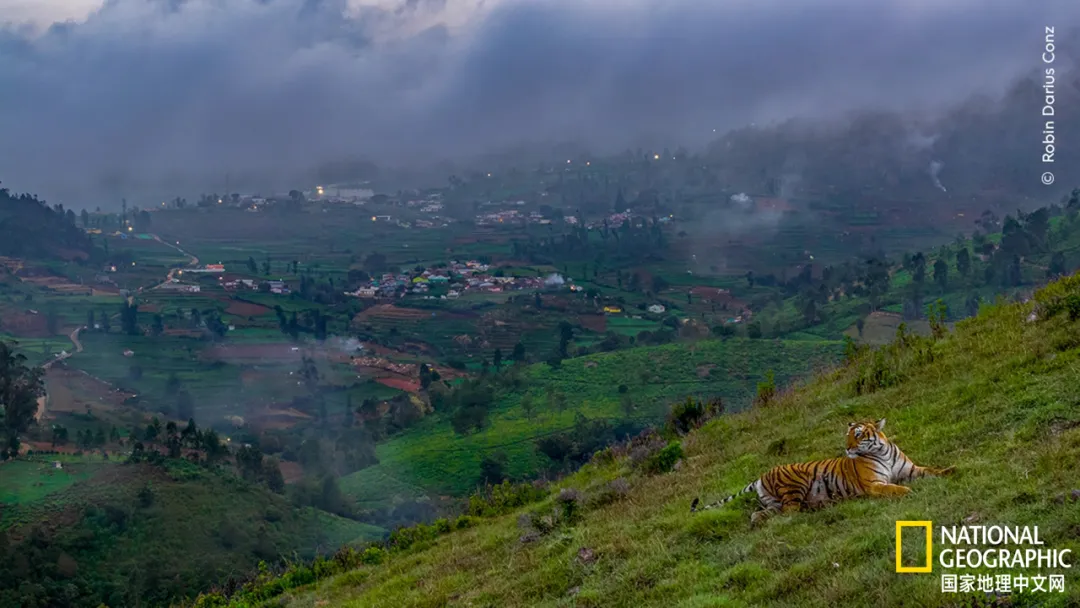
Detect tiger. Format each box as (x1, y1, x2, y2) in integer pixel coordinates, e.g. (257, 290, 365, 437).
(690, 418, 954, 525)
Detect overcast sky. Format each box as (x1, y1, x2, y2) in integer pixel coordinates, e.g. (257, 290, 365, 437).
(1, 0, 1077, 205)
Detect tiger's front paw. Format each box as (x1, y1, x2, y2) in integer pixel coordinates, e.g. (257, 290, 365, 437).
(690, 497, 700, 513)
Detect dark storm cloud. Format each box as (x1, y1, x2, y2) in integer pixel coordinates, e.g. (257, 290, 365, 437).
(0, 0, 1076, 204)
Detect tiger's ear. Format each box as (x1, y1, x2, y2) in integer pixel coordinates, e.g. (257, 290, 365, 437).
(848, 421, 856, 428)
(876, 418, 886, 431)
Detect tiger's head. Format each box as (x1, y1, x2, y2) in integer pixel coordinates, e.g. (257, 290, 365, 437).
(845, 418, 888, 458)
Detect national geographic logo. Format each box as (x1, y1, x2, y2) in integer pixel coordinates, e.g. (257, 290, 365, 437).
(896, 521, 933, 573)
(895, 521, 1071, 594)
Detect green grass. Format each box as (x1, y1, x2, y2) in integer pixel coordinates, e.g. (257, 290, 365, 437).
(267, 274, 1080, 608)
(340, 338, 844, 498)
(0, 458, 102, 506)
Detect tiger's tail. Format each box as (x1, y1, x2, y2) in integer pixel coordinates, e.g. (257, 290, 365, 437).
(691, 480, 757, 513)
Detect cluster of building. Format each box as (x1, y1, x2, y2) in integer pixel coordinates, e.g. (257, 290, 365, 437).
(344, 260, 556, 300)
(158, 281, 201, 293)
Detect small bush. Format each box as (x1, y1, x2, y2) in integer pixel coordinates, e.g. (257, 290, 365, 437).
(453, 515, 480, 530)
(389, 523, 438, 551)
(192, 593, 229, 608)
(643, 442, 683, 475)
(1034, 273, 1080, 320)
(851, 349, 900, 396)
(754, 371, 777, 406)
(467, 480, 548, 517)
(666, 396, 723, 436)
(588, 477, 631, 508)
(556, 488, 584, 523)
(360, 546, 386, 565)
(432, 517, 452, 534)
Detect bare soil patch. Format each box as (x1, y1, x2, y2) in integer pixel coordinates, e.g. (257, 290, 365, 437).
(0, 308, 50, 337)
(279, 461, 305, 484)
(375, 377, 421, 392)
(577, 315, 607, 333)
(225, 300, 272, 317)
(43, 366, 131, 416)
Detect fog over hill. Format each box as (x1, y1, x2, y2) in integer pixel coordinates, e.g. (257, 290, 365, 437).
(0, 0, 1078, 204)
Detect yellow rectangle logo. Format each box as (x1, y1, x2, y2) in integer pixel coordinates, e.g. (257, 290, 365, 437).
(896, 520, 933, 573)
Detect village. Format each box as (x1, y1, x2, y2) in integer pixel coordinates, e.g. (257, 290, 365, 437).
(343, 259, 551, 300)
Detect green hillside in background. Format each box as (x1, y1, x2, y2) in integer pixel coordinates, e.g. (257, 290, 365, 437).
(341, 337, 844, 498)
(195, 273, 1080, 607)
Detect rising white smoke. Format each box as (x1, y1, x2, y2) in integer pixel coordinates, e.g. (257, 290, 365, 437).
(730, 192, 753, 208)
(544, 273, 565, 287)
(929, 160, 947, 192)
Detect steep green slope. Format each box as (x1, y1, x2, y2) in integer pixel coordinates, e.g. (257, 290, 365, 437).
(0, 457, 385, 608)
(225, 274, 1080, 607)
(341, 338, 843, 498)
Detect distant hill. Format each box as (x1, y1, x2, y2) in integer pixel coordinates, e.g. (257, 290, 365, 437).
(0, 184, 99, 261)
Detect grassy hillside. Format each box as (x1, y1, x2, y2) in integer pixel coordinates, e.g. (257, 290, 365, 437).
(341, 338, 844, 498)
(0, 456, 385, 608)
(211, 274, 1080, 607)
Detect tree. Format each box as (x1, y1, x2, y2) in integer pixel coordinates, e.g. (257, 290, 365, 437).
(176, 390, 194, 422)
(620, 393, 634, 418)
(80, 208, 90, 228)
(492, 348, 503, 371)
(144, 417, 161, 442)
(479, 451, 508, 485)
(855, 317, 865, 338)
(911, 252, 927, 284)
(181, 418, 199, 447)
(799, 296, 817, 324)
(120, 301, 139, 336)
(263, 459, 285, 493)
(165, 421, 181, 458)
(520, 394, 536, 420)
(746, 322, 763, 339)
(86, 309, 95, 330)
(651, 275, 670, 293)
(298, 356, 320, 393)
(246, 257, 257, 274)
(1049, 251, 1067, 278)
(151, 314, 164, 337)
(712, 324, 735, 339)
(0, 341, 45, 458)
(512, 342, 526, 363)
(933, 259, 949, 291)
(558, 321, 574, 358)
(956, 248, 971, 277)
(235, 444, 264, 481)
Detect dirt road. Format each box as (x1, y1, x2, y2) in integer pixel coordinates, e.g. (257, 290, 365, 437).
(34, 326, 84, 422)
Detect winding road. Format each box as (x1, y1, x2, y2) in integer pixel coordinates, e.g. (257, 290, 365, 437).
(148, 234, 200, 290)
(33, 233, 192, 422)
